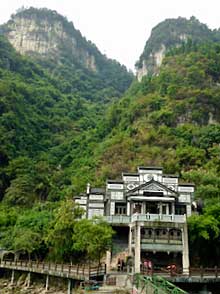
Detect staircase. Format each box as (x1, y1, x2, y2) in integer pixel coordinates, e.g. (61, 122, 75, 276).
(97, 273, 187, 294)
(134, 274, 187, 294)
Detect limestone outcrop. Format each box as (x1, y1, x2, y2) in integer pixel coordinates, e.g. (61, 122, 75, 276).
(136, 16, 215, 80)
(2, 8, 98, 72)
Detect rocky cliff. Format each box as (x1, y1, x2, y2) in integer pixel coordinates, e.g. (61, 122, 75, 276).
(0, 7, 133, 101)
(136, 16, 217, 80)
(1, 8, 100, 72)
(1, 7, 134, 84)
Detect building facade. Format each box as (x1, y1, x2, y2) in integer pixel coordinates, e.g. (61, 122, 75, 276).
(75, 166, 194, 274)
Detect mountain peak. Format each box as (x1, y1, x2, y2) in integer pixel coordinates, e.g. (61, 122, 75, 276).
(2, 7, 101, 72)
(136, 16, 213, 80)
(1, 7, 133, 96)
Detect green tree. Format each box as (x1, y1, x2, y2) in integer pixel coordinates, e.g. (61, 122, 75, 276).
(72, 217, 114, 262)
(188, 204, 220, 266)
(4, 175, 36, 206)
(12, 228, 41, 261)
(8, 206, 53, 259)
(45, 199, 83, 262)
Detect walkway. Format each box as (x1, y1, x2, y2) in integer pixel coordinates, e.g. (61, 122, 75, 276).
(1, 260, 220, 292)
(0, 259, 105, 280)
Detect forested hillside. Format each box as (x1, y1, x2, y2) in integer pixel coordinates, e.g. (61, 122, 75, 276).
(1, 9, 220, 266)
(0, 34, 93, 202)
(0, 34, 117, 262)
(92, 41, 220, 265)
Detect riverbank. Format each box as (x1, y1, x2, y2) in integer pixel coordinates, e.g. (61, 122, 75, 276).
(0, 280, 131, 294)
(0, 276, 66, 294)
(0, 277, 132, 294)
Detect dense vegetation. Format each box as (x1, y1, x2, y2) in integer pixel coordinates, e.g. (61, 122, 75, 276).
(92, 41, 220, 266)
(0, 35, 118, 262)
(1, 9, 220, 266)
(0, 7, 133, 262)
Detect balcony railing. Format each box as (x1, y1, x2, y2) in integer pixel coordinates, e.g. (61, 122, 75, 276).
(104, 214, 186, 224)
(104, 215, 130, 224)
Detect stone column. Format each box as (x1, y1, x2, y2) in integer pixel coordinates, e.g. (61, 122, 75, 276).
(171, 203, 175, 219)
(45, 275, 49, 291)
(141, 203, 143, 214)
(182, 223, 190, 275)
(27, 272, 31, 288)
(11, 269, 15, 285)
(159, 202, 162, 215)
(166, 204, 169, 215)
(67, 279, 72, 294)
(131, 202, 134, 214)
(134, 223, 141, 273)
(127, 201, 130, 216)
(128, 225, 132, 255)
(106, 250, 111, 274)
(142, 202, 146, 214)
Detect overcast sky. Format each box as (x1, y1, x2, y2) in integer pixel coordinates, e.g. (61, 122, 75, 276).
(1, 0, 220, 71)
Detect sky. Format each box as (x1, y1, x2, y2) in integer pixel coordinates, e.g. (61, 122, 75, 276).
(1, 0, 220, 71)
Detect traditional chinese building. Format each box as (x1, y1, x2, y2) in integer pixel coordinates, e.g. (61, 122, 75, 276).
(74, 166, 194, 274)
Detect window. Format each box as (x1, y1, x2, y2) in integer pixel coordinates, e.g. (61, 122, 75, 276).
(175, 204, 186, 215)
(115, 203, 126, 215)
